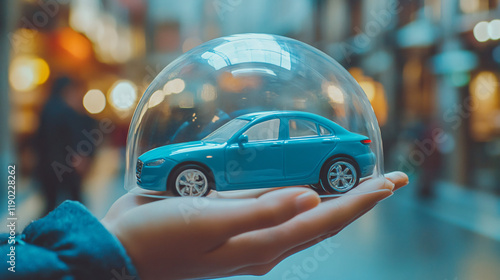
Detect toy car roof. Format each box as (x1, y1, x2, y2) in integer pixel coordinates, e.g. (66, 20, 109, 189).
(236, 111, 350, 134)
(237, 111, 325, 121)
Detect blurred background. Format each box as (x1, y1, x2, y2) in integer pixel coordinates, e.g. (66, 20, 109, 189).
(1, 0, 500, 279)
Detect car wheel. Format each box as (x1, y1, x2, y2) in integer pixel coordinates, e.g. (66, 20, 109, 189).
(321, 157, 360, 193)
(170, 164, 212, 197)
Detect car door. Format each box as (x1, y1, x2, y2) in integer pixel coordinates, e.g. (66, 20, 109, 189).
(225, 118, 284, 185)
(284, 118, 336, 179)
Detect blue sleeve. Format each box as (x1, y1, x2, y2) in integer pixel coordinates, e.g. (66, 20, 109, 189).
(0, 201, 139, 280)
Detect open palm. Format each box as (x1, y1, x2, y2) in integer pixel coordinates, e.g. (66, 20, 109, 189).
(101, 172, 408, 280)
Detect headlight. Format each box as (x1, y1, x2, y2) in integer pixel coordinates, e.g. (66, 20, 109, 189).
(145, 159, 165, 166)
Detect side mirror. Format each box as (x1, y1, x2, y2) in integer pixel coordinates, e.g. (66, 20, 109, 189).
(238, 134, 249, 148)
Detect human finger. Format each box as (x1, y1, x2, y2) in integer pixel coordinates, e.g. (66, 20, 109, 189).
(211, 177, 392, 266)
(195, 187, 321, 245)
(384, 171, 409, 191)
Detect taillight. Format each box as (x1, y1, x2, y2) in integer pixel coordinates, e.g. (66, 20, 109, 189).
(361, 139, 371, 145)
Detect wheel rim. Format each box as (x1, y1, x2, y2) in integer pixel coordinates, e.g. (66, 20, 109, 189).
(175, 169, 208, 197)
(327, 161, 357, 192)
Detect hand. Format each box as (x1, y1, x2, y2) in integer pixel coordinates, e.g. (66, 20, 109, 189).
(101, 172, 408, 280)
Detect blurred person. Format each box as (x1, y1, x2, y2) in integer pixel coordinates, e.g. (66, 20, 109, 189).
(395, 117, 443, 199)
(413, 118, 443, 198)
(34, 76, 98, 215)
(0, 172, 408, 280)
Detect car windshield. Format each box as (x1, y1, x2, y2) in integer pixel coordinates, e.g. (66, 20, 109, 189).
(203, 118, 249, 143)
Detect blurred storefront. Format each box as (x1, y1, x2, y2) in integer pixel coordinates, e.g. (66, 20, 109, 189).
(323, 0, 500, 194)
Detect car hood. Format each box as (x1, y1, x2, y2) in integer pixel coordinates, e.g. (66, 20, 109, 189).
(138, 141, 219, 163)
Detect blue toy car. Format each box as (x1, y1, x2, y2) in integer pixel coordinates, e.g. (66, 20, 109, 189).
(136, 111, 375, 197)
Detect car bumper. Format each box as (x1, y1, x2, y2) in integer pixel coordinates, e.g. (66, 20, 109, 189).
(136, 158, 177, 191)
(355, 152, 376, 177)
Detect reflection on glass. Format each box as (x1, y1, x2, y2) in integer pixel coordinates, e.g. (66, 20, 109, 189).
(201, 35, 291, 70)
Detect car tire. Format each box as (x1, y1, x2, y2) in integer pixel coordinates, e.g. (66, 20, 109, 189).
(309, 183, 322, 190)
(169, 164, 212, 197)
(320, 157, 360, 193)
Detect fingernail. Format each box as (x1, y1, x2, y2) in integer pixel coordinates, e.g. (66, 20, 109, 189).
(295, 191, 320, 213)
(385, 180, 395, 191)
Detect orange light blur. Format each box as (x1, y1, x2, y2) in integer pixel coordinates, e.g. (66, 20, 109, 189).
(56, 28, 92, 61)
(349, 67, 388, 126)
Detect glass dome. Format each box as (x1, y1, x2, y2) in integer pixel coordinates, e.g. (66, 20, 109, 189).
(125, 33, 384, 198)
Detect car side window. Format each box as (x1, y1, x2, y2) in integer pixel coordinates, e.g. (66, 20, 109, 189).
(319, 125, 333, 136)
(244, 118, 280, 142)
(289, 119, 319, 138)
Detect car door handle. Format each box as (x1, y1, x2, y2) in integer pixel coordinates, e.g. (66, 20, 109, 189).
(322, 139, 335, 144)
(270, 142, 282, 147)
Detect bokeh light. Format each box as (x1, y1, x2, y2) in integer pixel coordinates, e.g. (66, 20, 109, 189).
(163, 78, 185, 94)
(56, 28, 93, 60)
(470, 71, 498, 101)
(109, 80, 137, 110)
(327, 84, 344, 104)
(473, 21, 490, 42)
(148, 90, 165, 108)
(487, 20, 500, 40)
(359, 80, 376, 102)
(9, 56, 50, 91)
(83, 89, 106, 114)
(69, 0, 100, 35)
